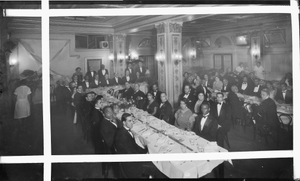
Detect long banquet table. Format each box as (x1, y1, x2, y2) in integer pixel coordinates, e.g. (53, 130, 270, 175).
(86, 82, 149, 97)
(116, 106, 232, 178)
(211, 92, 293, 115)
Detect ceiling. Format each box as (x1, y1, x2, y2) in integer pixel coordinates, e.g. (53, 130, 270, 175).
(4, 14, 291, 36)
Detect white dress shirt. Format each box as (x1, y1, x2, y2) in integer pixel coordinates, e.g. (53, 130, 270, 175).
(106, 79, 109, 85)
(241, 83, 247, 90)
(85, 81, 89, 88)
(200, 114, 209, 131)
(124, 126, 134, 138)
(95, 80, 98, 85)
(282, 91, 286, 100)
(217, 102, 223, 116)
(115, 77, 119, 84)
(91, 71, 94, 77)
(140, 67, 143, 73)
(183, 93, 190, 99)
(126, 76, 130, 81)
(102, 69, 106, 75)
(253, 85, 260, 92)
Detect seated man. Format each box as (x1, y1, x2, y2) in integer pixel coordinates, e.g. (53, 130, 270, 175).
(120, 81, 134, 101)
(239, 76, 253, 95)
(221, 78, 231, 93)
(156, 92, 173, 124)
(101, 74, 112, 87)
(227, 85, 244, 126)
(110, 72, 122, 86)
(251, 78, 263, 98)
(178, 84, 197, 111)
(100, 106, 118, 154)
(275, 83, 293, 104)
(132, 83, 146, 109)
(114, 113, 165, 178)
(192, 102, 218, 142)
(150, 83, 162, 104)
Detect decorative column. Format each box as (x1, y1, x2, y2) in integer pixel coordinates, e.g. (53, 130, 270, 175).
(155, 21, 183, 107)
(114, 34, 126, 77)
(108, 34, 115, 77)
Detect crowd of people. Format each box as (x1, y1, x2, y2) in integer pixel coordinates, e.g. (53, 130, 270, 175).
(49, 59, 292, 178)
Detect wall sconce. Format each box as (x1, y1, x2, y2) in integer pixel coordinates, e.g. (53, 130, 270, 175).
(118, 54, 125, 63)
(155, 52, 165, 66)
(189, 49, 196, 59)
(251, 48, 260, 61)
(9, 58, 17, 67)
(172, 52, 182, 65)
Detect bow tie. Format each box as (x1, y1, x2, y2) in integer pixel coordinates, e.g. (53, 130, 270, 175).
(282, 91, 287, 93)
(218, 103, 222, 105)
(202, 115, 207, 119)
(243, 82, 247, 84)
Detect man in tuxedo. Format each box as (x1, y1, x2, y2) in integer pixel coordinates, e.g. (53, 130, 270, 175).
(211, 92, 232, 147)
(82, 75, 91, 91)
(132, 83, 146, 109)
(101, 74, 112, 87)
(90, 74, 100, 88)
(203, 74, 212, 88)
(255, 89, 280, 145)
(114, 113, 165, 178)
(192, 102, 218, 142)
(251, 79, 263, 97)
(62, 81, 74, 118)
(100, 106, 118, 153)
(227, 85, 244, 126)
(151, 83, 162, 104)
(120, 82, 134, 101)
(110, 72, 122, 86)
(179, 84, 197, 111)
(98, 64, 109, 83)
(54, 79, 65, 114)
(85, 66, 96, 83)
(122, 69, 134, 84)
(275, 83, 293, 104)
(135, 60, 147, 77)
(196, 79, 211, 97)
(90, 96, 105, 154)
(239, 76, 253, 95)
(221, 78, 231, 93)
(156, 92, 173, 124)
(81, 91, 95, 141)
(125, 62, 134, 78)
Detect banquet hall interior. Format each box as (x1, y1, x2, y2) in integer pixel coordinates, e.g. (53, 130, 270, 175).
(0, 4, 294, 179)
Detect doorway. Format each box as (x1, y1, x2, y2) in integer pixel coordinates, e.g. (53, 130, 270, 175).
(213, 54, 233, 73)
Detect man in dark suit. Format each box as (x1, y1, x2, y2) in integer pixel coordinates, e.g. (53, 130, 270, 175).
(196, 79, 211, 97)
(114, 113, 165, 178)
(150, 83, 162, 104)
(156, 92, 173, 124)
(90, 96, 104, 154)
(255, 89, 280, 145)
(110, 72, 122, 86)
(227, 85, 244, 126)
(120, 82, 134, 101)
(251, 78, 263, 98)
(239, 76, 253, 96)
(203, 74, 213, 89)
(211, 92, 232, 147)
(122, 69, 134, 84)
(62, 81, 73, 118)
(85, 66, 96, 83)
(132, 83, 146, 109)
(90, 74, 100, 88)
(101, 74, 112, 87)
(54, 79, 65, 114)
(82, 75, 91, 91)
(192, 102, 218, 142)
(178, 84, 197, 111)
(221, 78, 231, 93)
(275, 83, 293, 104)
(80, 91, 95, 141)
(125, 62, 134, 78)
(100, 106, 118, 154)
(135, 60, 147, 77)
(98, 64, 109, 83)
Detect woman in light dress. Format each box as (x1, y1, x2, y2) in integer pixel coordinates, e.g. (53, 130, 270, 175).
(253, 61, 265, 80)
(212, 76, 223, 92)
(174, 98, 195, 131)
(14, 79, 32, 121)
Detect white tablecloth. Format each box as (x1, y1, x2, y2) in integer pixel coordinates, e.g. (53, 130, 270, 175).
(118, 107, 232, 178)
